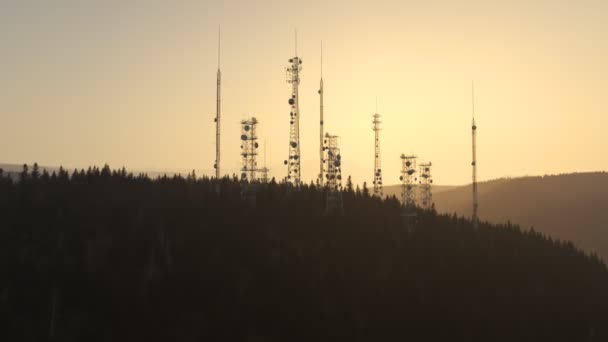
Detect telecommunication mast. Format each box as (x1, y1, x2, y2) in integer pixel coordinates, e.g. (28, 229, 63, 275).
(284, 31, 303, 187)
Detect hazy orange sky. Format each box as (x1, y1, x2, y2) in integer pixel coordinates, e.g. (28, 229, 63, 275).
(1, 0, 607, 186)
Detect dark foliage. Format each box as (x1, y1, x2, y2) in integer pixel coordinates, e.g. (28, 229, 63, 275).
(1, 165, 608, 341)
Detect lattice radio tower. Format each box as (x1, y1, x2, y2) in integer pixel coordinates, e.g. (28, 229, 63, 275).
(372, 108, 383, 197)
(324, 133, 343, 215)
(418, 162, 433, 210)
(284, 32, 302, 187)
(400, 154, 417, 231)
(471, 83, 479, 230)
(240, 117, 259, 182)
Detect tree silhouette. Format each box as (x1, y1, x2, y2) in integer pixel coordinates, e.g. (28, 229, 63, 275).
(0, 164, 607, 342)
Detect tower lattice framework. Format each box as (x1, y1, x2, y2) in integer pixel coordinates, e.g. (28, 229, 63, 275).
(372, 113, 383, 197)
(419, 162, 433, 210)
(240, 117, 259, 182)
(400, 154, 417, 230)
(285, 55, 302, 187)
(324, 133, 343, 214)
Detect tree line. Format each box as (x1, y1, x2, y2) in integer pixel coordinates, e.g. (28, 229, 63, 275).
(1, 164, 607, 341)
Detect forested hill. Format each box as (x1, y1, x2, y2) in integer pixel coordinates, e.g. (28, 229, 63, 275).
(385, 173, 608, 261)
(1, 165, 608, 341)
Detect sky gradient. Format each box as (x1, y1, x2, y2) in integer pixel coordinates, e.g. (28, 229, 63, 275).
(1, 0, 607, 186)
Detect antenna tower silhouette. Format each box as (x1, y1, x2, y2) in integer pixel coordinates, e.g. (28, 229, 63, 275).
(284, 31, 303, 187)
(324, 133, 343, 214)
(471, 83, 479, 230)
(318, 41, 324, 187)
(240, 117, 260, 182)
(372, 102, 383, 197)
(400, 154, 417, 231)
(240, 117, 261, 206)
(214, 29, 222, 181)
(419, 162, 433, 210)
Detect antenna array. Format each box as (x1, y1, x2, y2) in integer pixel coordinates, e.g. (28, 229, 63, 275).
(418, 162, 433, 210)
(400, 154, 417, 231)
(240, 117, 260, 182)
(324, 133, 343, 214)
(284, 40, 303, 187)
(372, 112, 383, 197)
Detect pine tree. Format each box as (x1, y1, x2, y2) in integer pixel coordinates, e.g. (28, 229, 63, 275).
(20, 163, 28, 183)
(362, 181, 370, 197)
(346, 175, 354, 193)
(32, 163, 40, 180)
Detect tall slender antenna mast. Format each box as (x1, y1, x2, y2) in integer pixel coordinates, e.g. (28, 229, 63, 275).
(372, 99, 383, 197)
(214, 28, 222, 180)
(318, 41, 324, 186)
(284, 30, 303, 187)
(471, 82, 479, 230)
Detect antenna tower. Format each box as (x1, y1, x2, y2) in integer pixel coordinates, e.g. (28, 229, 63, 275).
(284, 32, 303, 187)
(418, 162, 433, 210)
(323, 133, 343, 215)
(372, 109, 383, 197)
(400, 154, 417, 231)
(318, 41, 324, 187)
(240, 117, 260, 182)
(214, 29, 221, 180)
(472, 83, 479, 230)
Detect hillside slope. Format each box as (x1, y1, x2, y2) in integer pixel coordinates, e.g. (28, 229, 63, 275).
(388, 173, 608, 261)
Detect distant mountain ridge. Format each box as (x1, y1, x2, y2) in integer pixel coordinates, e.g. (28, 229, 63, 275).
(0, 163, 197, 180)
(387, 172, 608, 261)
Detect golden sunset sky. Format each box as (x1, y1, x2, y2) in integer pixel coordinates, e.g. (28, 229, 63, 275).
(1, 0, 607, 186)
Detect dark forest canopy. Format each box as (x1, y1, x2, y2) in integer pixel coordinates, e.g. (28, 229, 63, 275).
(1, 164, 608, 341)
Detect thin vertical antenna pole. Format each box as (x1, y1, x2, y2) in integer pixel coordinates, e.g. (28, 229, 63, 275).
(372, 99, 383, 198)
(218, 27, 221, 69)
(471, 81, 479, 230)
(319, 41, 324, 186)
(295, 29, 298, 56)
(215, 28, 222, 181)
